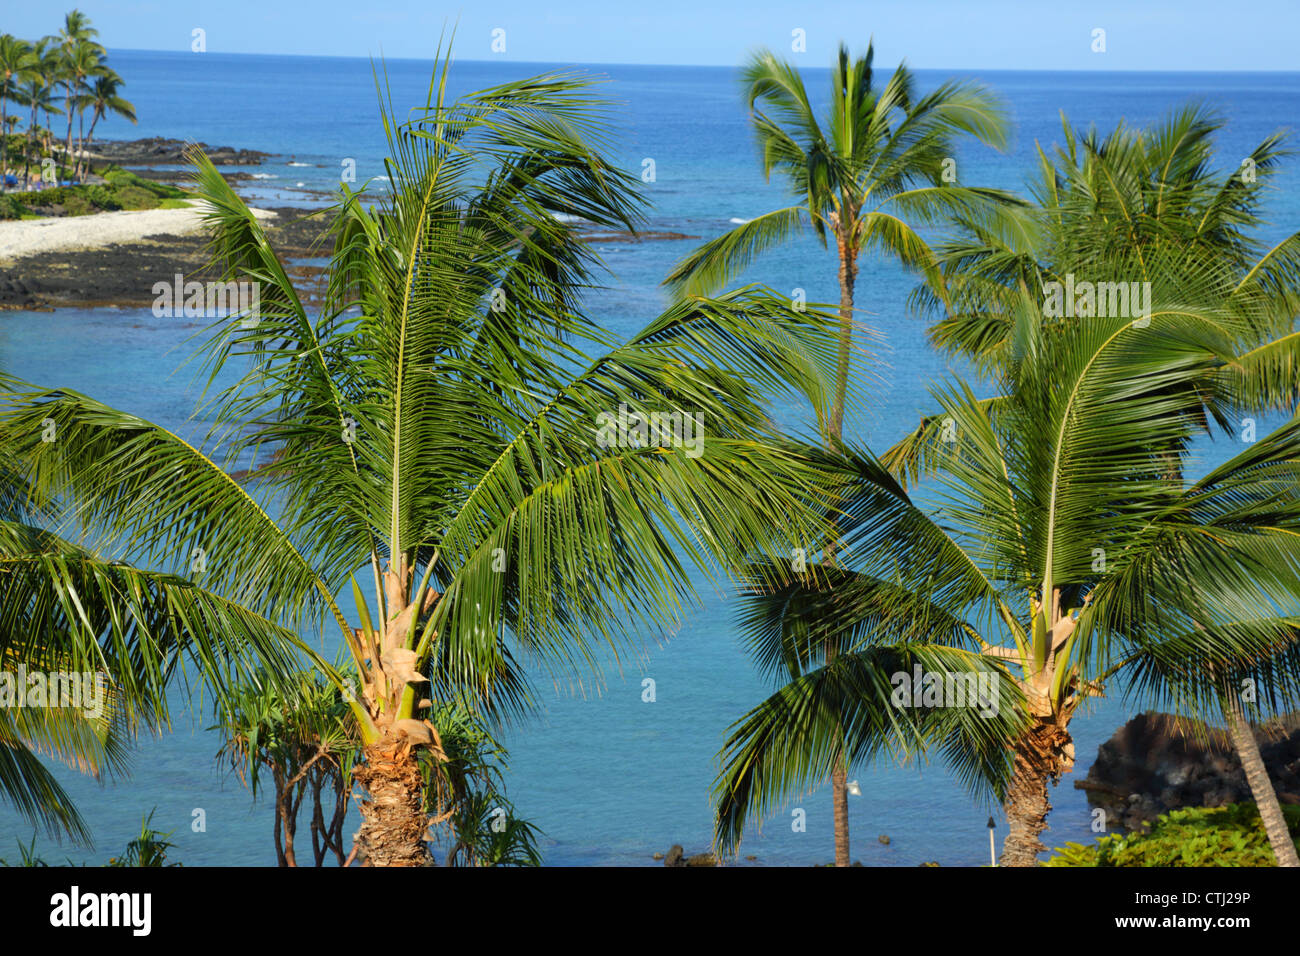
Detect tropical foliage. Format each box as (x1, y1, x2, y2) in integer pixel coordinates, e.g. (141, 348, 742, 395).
(1046, 802, 1300, 867)
(0, 10, 137, 191)
(889, 106, 1300, 865)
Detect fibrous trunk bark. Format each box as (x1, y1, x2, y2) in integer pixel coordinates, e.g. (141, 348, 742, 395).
(823, 222, 858, 867)
(829, 231, 857, 440)
(353, 738, 429, 867)
(1001, 716, 1074, 866)
(831, 755, 850, 866)
(1224, 696, 1299, 867)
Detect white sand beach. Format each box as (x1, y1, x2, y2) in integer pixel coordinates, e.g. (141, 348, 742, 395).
(0, 203, 278, 263)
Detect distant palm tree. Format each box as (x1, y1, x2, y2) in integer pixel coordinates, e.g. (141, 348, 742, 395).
(0, 35, 34, 190)
(75, 69, 135, 174)
(20, 39, 62, 188)
(667, 40, 1021, 867)
(54, 12, 102, 176)
(59, 40, 101, 179)
(1, 55, 846, 865)
(19, 80, 60, 188)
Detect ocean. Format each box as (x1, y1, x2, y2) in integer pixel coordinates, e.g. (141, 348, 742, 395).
(2, 51, 1298, 866)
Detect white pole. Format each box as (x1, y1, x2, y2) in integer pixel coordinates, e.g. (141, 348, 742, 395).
(987, 817, 997, 867)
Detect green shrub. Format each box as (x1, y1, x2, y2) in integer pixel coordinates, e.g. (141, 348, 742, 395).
(113, 184, 159, 210)
(102, 166, 186, 198)
(1045, 802, 1300, 867)
(60, 194, 95, 216)
(83, 185, 121, 210)
(21, 185, 68, 207)
(0, 194, 26, 220)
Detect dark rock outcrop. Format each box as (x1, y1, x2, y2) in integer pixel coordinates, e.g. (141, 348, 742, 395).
(1077, 711, 1300, 831)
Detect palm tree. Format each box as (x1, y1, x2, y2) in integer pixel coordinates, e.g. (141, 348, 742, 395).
(59, 40, 101, 179)
(53, 12, 102, 177)
(713, 472, 1031, 859)
(862, 253, 1300, 866)
(1, 56, 847, 866)
(75, 69, 135, 175)
(0, 35, 34, 190)
(666, 40, 1021, 866)
(20, 40, 62, 188)
(895, 106, 1300, 864)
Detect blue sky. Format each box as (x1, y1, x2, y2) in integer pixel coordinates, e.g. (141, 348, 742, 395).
(9, 0, 1298, 70)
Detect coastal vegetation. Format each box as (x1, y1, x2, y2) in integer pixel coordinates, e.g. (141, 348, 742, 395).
(0, 10, 137, 193)
(1046, 802, 1300, 867)
(673, 50, 1300, 869)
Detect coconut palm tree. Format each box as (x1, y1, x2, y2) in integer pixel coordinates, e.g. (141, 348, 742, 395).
(860, 250, 1300, 866)
(666, 40, 1022, 867)
(20, 40, 62, 188)
(907, 105, 1300, 393)
(0, 56, 847, 866)
(59, 40, 101, 179)
(74, 69, 134, 176)
(0, 35, 34, 190)
(713, 466, 1031, 859)
(893, 106, 1300, 864)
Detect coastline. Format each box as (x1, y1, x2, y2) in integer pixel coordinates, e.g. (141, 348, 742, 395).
(0, 137, 696, 311)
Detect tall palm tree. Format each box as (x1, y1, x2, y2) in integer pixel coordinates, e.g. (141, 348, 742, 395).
(54, 11, 101, 176)
(75, 69, 135, 174)
(867, 252, 1300, 866)
(895, 107, 1300, 863)
(20, 39, 62, 188)
(0, 35, 34, 190)
(666, 40, 1021, 866)
(1, 56, 847, 866)
(59, 40, 101, 178)
(713, 454, 1031, 859)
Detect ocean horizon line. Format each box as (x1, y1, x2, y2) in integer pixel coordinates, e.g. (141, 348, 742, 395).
(101, 47, 1300, 76)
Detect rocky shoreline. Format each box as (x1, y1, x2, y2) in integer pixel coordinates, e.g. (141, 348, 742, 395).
(1076, 711, 1300, 831)
(0, 204, 333, 310)
(0, 137, 697, 310)
(87, 136, 271, 169)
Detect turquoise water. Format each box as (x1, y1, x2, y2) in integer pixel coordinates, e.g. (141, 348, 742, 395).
(2, 53, 1299, 865)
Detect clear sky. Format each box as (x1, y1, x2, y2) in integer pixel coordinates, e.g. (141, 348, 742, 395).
(8, 0, 1298, 70)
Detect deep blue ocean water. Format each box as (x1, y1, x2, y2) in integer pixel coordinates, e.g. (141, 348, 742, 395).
(2, 51, 1299, 866)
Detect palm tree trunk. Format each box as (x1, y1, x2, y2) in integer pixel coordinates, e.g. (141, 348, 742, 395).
(76, 108, 86, 180)
(1001, 744, 1053, 866)
(1001, 715, 1072, 866)
(83, 112, 100, 174)
(1224, 695, 1299, 867)
(829, 231, 858, 440)
(1, 98, 8, 190)
(822, 225, 859, 867)
(830, 756, 851, 866)
(352, 737, 429, 866)
(821, 638, 852, 866)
